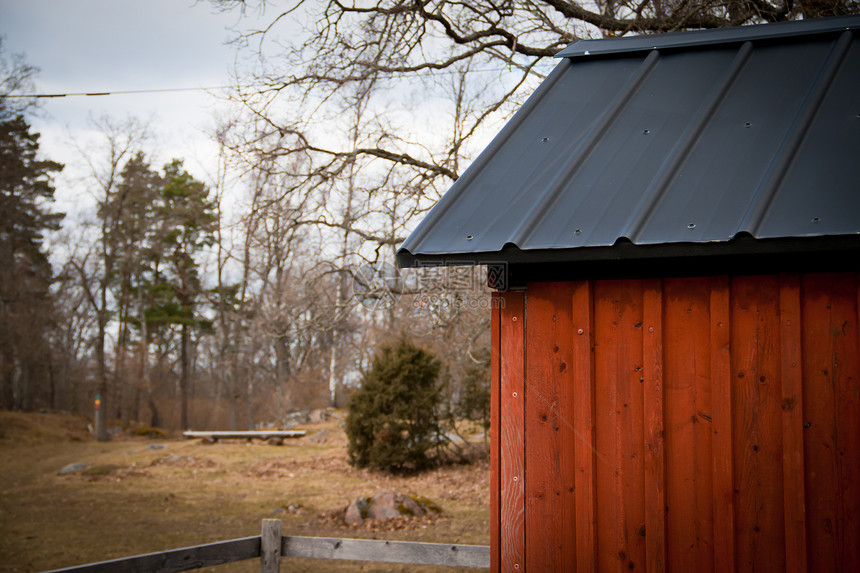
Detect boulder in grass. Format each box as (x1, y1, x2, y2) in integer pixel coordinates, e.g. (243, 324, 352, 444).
(344, 492, 435, 526)
(58, 462, 86, 475)
(345, 497, 371, 526)
(309, 408, 328, 423)
(367, 491, 426, 520)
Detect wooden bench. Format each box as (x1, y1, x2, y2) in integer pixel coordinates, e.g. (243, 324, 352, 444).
(182, 430, 306, 445)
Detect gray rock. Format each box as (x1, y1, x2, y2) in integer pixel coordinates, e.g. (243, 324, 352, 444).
(344, 492, 430, 525)
(367, 491, 426, 520)
(344, 497, 371, 526)
(282, 411, 310, 428)
(148, 444, 166, 450)
(309, 408, 328, 423)
(58, 462, 86, 475)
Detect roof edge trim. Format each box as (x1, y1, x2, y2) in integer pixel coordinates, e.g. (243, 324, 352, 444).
(396, 234, 860, 268)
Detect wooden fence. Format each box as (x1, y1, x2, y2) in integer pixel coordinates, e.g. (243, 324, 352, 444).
(43, 519, 490, 572)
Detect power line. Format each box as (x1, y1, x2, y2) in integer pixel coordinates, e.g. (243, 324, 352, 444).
(5, 85, 243, 98)
(6, 65, 550, 99)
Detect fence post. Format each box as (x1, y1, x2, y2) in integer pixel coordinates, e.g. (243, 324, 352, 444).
(261, 519, 282, 573)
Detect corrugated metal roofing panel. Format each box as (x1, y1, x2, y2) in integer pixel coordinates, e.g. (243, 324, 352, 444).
(397, 16, 860, 267)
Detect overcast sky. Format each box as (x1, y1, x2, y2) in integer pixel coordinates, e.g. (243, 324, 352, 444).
(1, 0, 280, 204)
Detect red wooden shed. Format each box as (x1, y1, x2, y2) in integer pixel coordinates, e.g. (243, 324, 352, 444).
(398, 15, 860, 573)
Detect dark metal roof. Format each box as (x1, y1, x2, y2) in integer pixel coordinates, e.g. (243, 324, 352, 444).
(397, 16, 860, 268)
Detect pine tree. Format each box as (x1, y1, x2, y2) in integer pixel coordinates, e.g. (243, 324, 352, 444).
(152, 159, 216, 430)
(0, 114, 63, 409)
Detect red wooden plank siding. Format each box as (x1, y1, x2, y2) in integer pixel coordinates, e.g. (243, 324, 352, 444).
(709, 276, 735, 573)
(690, 281, 715, 571)
(779, 273, 808, 573)
(500, 291, 525, 573)
(525, 283, 576, 572)
(823, 274, 860, 569)
(642, 278, 666, 573)
(572, 281, 597, 573)
(491, 273, 860, 572)
(593, 280, 646, 572)
(731, 275, 787, 572)
(491, 292, 502, 573)
(620, 282, 647, 573)
(801, 275, 839, 571)
(593, 281, 617, 572)
(663, 277, 715, 571)
(849, 273, 860, 569)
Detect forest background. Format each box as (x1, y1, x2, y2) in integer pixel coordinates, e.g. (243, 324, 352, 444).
(2, 0, 855, 440)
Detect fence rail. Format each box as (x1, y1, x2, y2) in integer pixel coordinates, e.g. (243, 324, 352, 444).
(43, 519, 490, 572)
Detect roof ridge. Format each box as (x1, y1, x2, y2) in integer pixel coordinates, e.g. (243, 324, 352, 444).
(557, 14, 860, 59)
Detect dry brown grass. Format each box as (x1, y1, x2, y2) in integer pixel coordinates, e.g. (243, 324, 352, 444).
(0, 411, 489, 573)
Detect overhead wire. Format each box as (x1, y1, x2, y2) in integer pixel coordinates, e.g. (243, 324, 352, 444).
(5, 65, 551, 99)
(5, 85, 244, 98)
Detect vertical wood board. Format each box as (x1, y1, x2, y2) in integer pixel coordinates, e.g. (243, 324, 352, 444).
(731, 275, 787, 572)
(819, 274, 860, 568)
(800, 275, 839, 571)
(709, 276, 735, 573)
(778, 273, 808, 573)
(525, 283, 576, 572)
(500, 291, 525, 573)
(491, 292, 502, 573)
(572, 281, 597, 573)
(642, 279, 667, 573)
(595, 280, 647, 572)
(663, 277, 714, 572)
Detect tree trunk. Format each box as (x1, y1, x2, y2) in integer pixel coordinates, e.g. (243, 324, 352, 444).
(148, 392, 161, 428)
(245, 376, 254, 430)
(328, 343, 339, 408)
(130, 386, 139, 424)
(115, 295, 129, 424)
(229, 393, 238, 431)
(180, 322, 190, 430)
(95, 302, 109, 442)
(1, 348, 14, 409)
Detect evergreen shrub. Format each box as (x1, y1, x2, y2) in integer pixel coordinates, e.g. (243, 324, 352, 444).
(346, 339, 442, 472)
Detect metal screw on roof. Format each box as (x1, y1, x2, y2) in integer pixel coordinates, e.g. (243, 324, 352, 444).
(642, 129, 650, 134)
(745, 122, 752, 127)
(466, 235, 473, 240)
(574, 229, 582, 235)
(687, 223, 696, 229)
(541, 137, 549, 142)
(812, 217, 821, 223)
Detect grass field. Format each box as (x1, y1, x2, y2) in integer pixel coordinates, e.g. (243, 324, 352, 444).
(0, 411, 489, 573)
